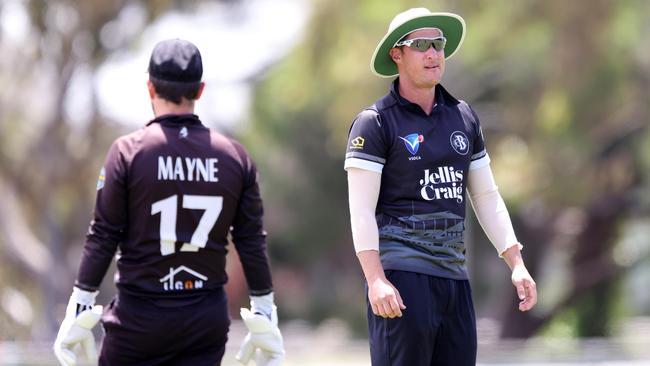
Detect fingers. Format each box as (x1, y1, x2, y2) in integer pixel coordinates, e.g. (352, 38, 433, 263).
(235, 336, 254, 365)
(395, 289, 406, 310)
(515, 282, 526, 301)
(518, 280, 537, 311)
(81, 334, 97, 361)
(387, 291, 404, 318)
(372, 297, 397, 318)
(53, 345, 76, 366)
(256, 350, 285, 366)
(242, 331, 285, 366)
(370, 302, 379, 317)
(370, 286, 405, 318)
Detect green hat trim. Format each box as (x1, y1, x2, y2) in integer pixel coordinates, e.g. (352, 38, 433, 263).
(371, 9, 466, 78)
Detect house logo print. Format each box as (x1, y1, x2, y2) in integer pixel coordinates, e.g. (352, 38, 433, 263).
(160, 265, 208, 291)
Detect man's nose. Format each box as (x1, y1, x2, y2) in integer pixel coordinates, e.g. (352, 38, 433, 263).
(424, 45, 439, 58)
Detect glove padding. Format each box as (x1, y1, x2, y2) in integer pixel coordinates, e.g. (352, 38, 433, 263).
(53, 288, 103, 366)
(236, 306, 285, 365)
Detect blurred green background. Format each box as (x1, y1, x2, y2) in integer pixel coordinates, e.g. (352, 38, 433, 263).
(1, 0, 650, 364)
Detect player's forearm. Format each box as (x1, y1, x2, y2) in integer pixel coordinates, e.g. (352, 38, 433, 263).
(356, 250, 387, 282)
(347, 168, 382, 253)
(470, 191, 521, 255)
(350, 207, 380, 253)
(467, 165, 522, 256)
(350, 202, 385, 282)
(501, 244, 526, 271)
(76, 239, 117, 291)
(234, 237, 273, 296)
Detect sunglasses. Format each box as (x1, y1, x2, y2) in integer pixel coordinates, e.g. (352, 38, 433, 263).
(395, 37, 447, 52)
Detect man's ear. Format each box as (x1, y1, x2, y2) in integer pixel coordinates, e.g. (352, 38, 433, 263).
(147, 80, 156, 99)
(389, 47, 402, 63)
(195, 82, 205, 100)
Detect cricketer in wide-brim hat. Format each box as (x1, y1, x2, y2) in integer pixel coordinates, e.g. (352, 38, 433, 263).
(371, 8, 466, 78)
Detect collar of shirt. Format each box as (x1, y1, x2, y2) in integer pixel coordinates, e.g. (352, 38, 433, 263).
(147, 113, 203, 126)
(389, 78, 460, 113)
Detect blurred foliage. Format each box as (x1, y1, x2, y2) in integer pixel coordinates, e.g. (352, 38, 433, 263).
(1, 0, 649, 342)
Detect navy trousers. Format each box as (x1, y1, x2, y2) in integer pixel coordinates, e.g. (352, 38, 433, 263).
(99, 288, 229, 366)
(367, 270, 477, 366)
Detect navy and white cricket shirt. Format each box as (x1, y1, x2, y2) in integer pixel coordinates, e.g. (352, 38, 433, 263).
(345, 79, 490, 280)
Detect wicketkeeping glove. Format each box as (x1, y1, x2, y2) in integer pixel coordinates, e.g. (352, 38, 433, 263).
(236, 292, 285, 366)
(53, 287, 103, 366)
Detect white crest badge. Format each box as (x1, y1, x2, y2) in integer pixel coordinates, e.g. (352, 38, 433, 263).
(450, 131, 469, 155)
(179, 126, 189, 139)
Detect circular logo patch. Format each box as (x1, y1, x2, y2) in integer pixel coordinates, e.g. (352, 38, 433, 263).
(450, 131, 469, 155)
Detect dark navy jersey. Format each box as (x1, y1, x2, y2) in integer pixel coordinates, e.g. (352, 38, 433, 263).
(76, 114, 272, 302)
(345, 80, 490, 279)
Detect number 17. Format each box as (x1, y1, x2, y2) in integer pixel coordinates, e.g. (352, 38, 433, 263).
(151, 194, 223, 256)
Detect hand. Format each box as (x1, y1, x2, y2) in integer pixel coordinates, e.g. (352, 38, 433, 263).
(53, 287, 103, 366)
(511, 264, 537, 311)
(236, 293, 285, 366)
(367, 276, 406, 318)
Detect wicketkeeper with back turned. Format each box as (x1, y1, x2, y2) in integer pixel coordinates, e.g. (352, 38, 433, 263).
(54, 39, 284, 366)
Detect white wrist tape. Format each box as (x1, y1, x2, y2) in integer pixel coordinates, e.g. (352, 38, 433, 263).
(347, 168, 381, 253)
(467, 165, 522, 257)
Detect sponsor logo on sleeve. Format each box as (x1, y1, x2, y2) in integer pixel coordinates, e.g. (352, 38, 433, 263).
(96, 167, 105, 190)
(350, 136, 365, 149)
(450, 131, 469, 155)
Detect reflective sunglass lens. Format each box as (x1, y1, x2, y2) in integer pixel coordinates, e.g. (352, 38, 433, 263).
(414, 39, 430, 51)
(412, 38, 446, 52)
(432, 39, 446, 51)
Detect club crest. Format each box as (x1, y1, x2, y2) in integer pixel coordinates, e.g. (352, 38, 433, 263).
(450, 131, 469, 155)
(179, 126, 189, 139)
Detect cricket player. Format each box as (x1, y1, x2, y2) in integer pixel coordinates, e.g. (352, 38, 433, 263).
(53, 39, 284, 366)
(345, 8, 537, 365)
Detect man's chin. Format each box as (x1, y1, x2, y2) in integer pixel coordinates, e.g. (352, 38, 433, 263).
(418, 80, 440, 89)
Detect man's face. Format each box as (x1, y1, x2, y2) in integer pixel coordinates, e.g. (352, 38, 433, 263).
(391, 28, 445, 88)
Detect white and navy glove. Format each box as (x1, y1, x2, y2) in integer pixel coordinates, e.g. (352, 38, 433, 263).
(53, 287, 103, 366)
(236, 292, 285, 366)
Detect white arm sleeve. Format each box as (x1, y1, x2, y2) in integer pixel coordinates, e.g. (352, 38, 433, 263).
(467, 164, 523, 257)
(347, 167, 381, 253)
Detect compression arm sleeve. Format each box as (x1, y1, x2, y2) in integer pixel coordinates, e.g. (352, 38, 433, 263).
(467, 164, 523, 257)
(347, 168, 381, 253)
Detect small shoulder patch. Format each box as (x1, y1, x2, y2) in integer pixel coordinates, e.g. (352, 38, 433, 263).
(96, 167, 106, 190)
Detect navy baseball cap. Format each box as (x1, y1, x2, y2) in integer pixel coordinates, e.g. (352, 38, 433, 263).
(148, 39, 203, 83)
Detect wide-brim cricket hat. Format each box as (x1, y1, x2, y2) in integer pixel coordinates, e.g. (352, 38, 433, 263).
(371, 8, 466, 78)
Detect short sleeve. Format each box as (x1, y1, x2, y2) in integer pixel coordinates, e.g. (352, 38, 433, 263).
(463, 103, 490, 170)
(344, 109, 387, 173)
